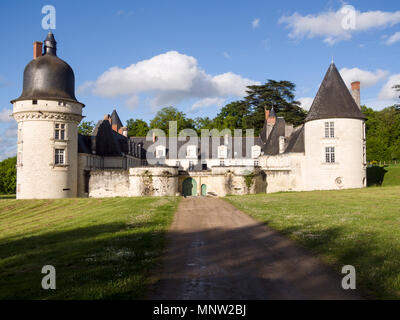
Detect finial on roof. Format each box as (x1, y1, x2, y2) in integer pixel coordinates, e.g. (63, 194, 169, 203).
(44, 31, 57, 56)
(331, 56, 334, 65)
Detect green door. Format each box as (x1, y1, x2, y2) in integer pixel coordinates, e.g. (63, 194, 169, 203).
(183, 178, 197, 196)
(201, 184, 207, 196)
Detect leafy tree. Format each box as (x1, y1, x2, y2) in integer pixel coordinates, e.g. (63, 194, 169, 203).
(212, 101, 252, 132)
(150, 106, 195, 135)
(244, 80, 307, 134)
(126, 119, 150, 137)
(78, 120, 95, 136)
(0, 157, 16, 194)
(194, 116, 215, 133)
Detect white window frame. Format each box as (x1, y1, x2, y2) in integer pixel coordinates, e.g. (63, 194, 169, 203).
(55, 123, 66, 141)
(155, 145, 166, 158)
(55, 148, 65, 165)
(186, 145, 197, 158)
(325, 146, 335, 163)
(325, 122, 335, 138)
(251, 145, 261, 158)
(218, 145, 228, 159)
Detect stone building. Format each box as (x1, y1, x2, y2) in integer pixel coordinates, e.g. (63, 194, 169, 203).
(11, 32, 366, 199)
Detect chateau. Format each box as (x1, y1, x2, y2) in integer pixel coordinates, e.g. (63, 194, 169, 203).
(11, 32, 367, 199)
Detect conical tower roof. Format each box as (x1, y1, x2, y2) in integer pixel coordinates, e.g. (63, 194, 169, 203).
(305, 63, 365, 122)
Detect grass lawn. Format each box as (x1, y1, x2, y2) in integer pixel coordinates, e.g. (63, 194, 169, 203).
(382, 166, 400, 187)
(0, 196, 179, 299)
(225, 186, 400, 299)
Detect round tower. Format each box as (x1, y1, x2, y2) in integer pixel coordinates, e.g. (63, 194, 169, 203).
(11, 32, 84, 199)
(304, 62, 367, 191)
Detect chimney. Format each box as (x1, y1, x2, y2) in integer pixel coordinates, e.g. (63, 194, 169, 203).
(122, 127, 128, 137)
(33, 41, 42, 59)
(152, 131, 156, 143)
(351, 81, 361, 109)
(265, 109, 270, 121)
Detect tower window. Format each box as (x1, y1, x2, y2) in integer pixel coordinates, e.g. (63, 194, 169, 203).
(325, 147, 335, 163)
(325, 122, 334, 138)
(55, 123, 65, 140)
(55, 149, 65, 165)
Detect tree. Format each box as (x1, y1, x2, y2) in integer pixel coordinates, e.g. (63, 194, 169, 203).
(150, 106, 195, 135)
(244, 80, 307, 134)
(0, 157, 16, 194)
(194, 116, 215, 133)
(212, 101, 252, 133)
(126, 119, 150, 137)
(78, 120, 95, 136)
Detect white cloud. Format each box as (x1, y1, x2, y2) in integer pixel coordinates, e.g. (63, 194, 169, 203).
(386, 31, 400, 45)
(191, 97, 225, 112)
(298, 97, 313, 111)
(379, 74, 400, 100)
(252, 18, 260, 29)
(0, 108, 12, 123)
(279, 6, 400, 45)
(125, 95, 140, 110)
(339, 68, 388, 88)
(80, 51, 259, 111)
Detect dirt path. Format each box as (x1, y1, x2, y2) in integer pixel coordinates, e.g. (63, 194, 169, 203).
(150, 197, 360, 300)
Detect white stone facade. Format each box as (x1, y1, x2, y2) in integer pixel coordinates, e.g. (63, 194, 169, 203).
(12, 99, 83, 199)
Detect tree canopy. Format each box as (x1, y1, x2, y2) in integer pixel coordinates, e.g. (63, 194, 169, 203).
(126, 119, 150, 137)
(78, 120, 95, 136)
(0, 157, 16, 194)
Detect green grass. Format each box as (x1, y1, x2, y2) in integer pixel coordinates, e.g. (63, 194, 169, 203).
(0, 196, 179, 299)
(382, 166, 400, 187)
(225, 186, 400, 299)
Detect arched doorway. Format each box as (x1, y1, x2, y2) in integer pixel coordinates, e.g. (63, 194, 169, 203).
(201, 184, 207, 196)
(182, 178, 197, 196)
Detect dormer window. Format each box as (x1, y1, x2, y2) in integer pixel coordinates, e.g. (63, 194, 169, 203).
(155, 145, 166, 158)
(32, 100, 37, 105)
(325, 122, 334, 138)
(218, 145, 228, 159)
(251, 145, 261, 158)
(55, 123, 65, 140)
(186, 145, 197, 158)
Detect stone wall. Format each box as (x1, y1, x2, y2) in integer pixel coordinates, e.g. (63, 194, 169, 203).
(89, 170, 130, 198)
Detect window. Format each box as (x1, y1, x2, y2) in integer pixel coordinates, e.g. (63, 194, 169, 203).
(186, 145, 197, 158)
(325, 122, 334, 138)
(32, 100, 37, 105)
(325, 147, 335, 163)
(176, 161, 180, 167)
(218, 145, 228, 159)
(252, 146, 261, 158)
(220, 160, 225, 166)
(55, 123, 65, 140)
(202, 163, 207, 171)
(55, 149, 65, 165)
(155, 145, 165, 158)
(254, 160, 259, 166)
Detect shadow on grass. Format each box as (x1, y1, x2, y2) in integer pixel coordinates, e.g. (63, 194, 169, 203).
(0, 221, 168, 300)
(0, 194, 16, 200)
(367, 166, 388, 186)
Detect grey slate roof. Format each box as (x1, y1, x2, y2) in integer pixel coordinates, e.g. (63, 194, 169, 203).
(262, 117, 286, 155)
(111, 110, 123, 129)
(305, 63, 366, 122)
(285, 125, 304, 153)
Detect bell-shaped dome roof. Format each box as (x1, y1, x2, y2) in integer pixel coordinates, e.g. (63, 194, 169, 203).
(11, 32, 83, 105)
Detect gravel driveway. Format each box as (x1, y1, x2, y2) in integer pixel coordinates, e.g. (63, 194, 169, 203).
(150, 197, 360, 300)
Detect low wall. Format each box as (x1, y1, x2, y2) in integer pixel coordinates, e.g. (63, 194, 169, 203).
(89, 167, 178, 198)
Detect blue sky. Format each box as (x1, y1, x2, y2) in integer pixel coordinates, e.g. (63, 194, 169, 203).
(0, 0, 399, 159)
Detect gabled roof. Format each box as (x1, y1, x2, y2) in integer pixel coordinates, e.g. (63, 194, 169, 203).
(262, 117, 286, 155)
(305, 63, 366, 122)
